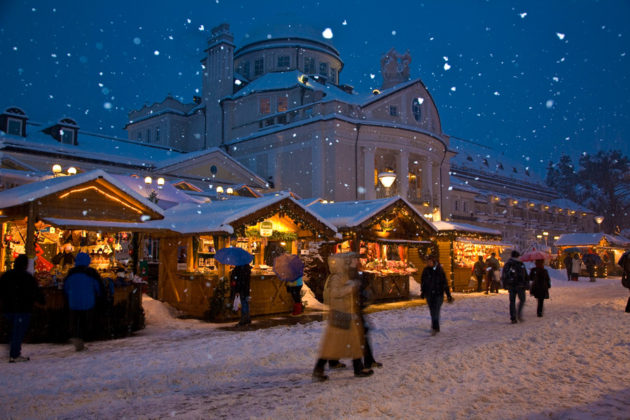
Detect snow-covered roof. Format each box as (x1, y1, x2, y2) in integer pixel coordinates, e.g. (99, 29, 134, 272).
(449, 137, 544, 185)
(302, 196, 436, 233)
(0, 169, 164, 216)
(144, 192, 338, 236)
(110, 174, 205, 210)
(0, 127, 182, 168)
(431, 220, 502, 236)
(555, 233, 630, 247)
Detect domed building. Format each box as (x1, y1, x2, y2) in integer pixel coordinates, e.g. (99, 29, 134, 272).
(125, 23, 452, 218)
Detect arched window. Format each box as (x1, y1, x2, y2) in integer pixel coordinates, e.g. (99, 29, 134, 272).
(412, 98, 422, 122)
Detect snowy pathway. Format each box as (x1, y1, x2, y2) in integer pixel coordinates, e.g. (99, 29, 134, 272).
(1, 269, 629, 419)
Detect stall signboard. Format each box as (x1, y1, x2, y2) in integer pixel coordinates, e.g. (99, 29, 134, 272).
(260, 221, 273, 237)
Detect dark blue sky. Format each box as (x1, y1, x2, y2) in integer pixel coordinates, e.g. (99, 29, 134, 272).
(1, 0, 628, 174)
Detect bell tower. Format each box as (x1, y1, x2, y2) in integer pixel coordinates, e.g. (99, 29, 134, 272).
(203, 23, 234, 148)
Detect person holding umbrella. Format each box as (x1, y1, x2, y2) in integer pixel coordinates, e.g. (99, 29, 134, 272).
(214, 247, 254, 327)
(231, 263, 252, 326)
(582, 250, 601, 282)
(273, 252, 305, 316)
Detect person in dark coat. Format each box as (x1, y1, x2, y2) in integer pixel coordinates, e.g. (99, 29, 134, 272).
(501, 250, 529, 324)
(618, 250, 630, 313)
(485, 253, 501, 294)
(420, 255, 454, 335)
(529, 259, 551, 317)
(472, 256, 486, 292)
(63, 252, 102, 351)
(231, 264, 252, 326)
(0, 255, 44, 362)
(563, 253, 573, 281)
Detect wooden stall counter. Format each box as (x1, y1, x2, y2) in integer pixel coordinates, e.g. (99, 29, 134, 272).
(362, 271, 410, 302)
(0, 284, 144, 344)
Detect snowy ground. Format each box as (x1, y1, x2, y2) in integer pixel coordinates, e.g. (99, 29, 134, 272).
(1, 268, 629, 420)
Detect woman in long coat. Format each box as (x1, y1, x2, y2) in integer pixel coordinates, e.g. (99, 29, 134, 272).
(529, 259, 551, 317)
(312, 252, 373, 381)
(571, 254, 582, 281)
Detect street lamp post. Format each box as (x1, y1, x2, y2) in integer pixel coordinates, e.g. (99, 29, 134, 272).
(542, 231, 549, 247)
(378, 170, 397, 197)
(594, 216, 604, 232)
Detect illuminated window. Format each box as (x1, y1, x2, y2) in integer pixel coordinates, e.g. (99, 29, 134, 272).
(277, 96, 288, 112)
(259, 98, 271, 115)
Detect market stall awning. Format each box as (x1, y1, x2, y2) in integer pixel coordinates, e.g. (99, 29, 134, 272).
(0, 169, 164, 223)
(454, 238, 513, 247)
(42, 217, 176, 234)
(142, 192, 339, 239)
(555, 233, 630, 248)
(304, 196, 436, 241)
(432, 220, 502, 238)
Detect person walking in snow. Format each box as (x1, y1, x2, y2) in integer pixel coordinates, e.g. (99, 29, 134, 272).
(472, 255, 485, 292)
(420, 255, 454, 335)
(501, 250, 529, 324)
(485, 253, 501, 293)
(0, 254, 45, 362)
(231, 264, 252, 326)
(618, 250, 630, 313)
(563, 253, 573, 281)
(529, 259, 551, 317)
(312, 252, 373, 381)
(63, 252, 102, 351)
(571, 253, 582, 281)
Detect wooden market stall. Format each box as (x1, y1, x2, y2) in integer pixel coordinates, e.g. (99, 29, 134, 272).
(555, 233, 630, 277)
(432, 221, 509, 292)
(305, 197, 436, 302)
(0, 170, 165, 342)
(142, 193, 338, 319)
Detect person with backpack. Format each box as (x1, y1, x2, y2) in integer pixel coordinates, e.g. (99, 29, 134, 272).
(618, 250, 630, 313)
(501, 250, 529, 324)
(420, 255, 454, 335)
(63, 252, 102, 351)
(529, 259, 551, 317)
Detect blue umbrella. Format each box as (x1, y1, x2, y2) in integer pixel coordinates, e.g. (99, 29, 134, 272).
(214, 247, 253, 266)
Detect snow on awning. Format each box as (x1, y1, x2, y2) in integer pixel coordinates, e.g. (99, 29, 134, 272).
(373, 238, 432, 245)
(455, 238, 513, 247)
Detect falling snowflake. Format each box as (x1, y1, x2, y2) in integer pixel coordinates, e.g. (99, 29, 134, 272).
(450, 86, 456, 91)
(154, 50, 160, 56)
(556, 32, 565, 40)
(322, 28, 333, 39)
(198, 25, 205, 31)
(133, 37, 141, 45)
(342, 19, 347, 25)
(552, 76, 559, 82)
(391, 30, 397, 36)
(444, 63, 451, 71)
(519, 12, 527, 18)
(370, 74, 375, 79)
(546, 99, 554, 108)
(493, 91, 500, 96)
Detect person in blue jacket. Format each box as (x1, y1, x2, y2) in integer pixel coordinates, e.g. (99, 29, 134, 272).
(63, 252, 101, 351)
